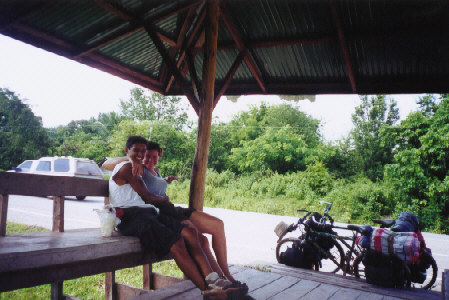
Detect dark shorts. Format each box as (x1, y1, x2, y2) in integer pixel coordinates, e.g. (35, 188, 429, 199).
(116, 206, 185, 258)
(157, 202, 196, 222)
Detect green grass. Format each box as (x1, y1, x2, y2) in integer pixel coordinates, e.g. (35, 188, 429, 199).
(0, 222, 182, 299)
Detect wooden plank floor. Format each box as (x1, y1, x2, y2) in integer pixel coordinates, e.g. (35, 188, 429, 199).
(132, 264, 442, 300)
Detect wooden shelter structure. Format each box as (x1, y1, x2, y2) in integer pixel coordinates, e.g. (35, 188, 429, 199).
(2, 0, 449, 210)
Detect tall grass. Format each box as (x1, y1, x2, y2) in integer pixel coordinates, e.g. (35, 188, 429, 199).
(168, 168, 402, 227)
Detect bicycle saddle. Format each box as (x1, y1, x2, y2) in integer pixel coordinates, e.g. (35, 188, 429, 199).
(372, 219, 396, 228)
(347, 224, 373, 235)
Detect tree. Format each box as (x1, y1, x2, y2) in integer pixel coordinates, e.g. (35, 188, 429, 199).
(0, 88, 50, 170)
(119, 87, 189, 130)
(228, 102, 321, 147)
(229, 127, 309, 174)
(350, 95, 399, 181)
(384, 94, 449, 232)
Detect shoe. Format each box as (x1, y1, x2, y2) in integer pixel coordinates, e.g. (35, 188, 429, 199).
(206, 272, 233, 289)
(202, 287, 244, 300)
(228, 281, 248, 294)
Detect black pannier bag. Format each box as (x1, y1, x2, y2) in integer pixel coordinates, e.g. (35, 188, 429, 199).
(363, 249, 405, 288)
(279, 243, 315, 269)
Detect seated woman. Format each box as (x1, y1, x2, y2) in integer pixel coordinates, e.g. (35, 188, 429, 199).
(104, 140, 246, 289)
(109, 136, 246, 299)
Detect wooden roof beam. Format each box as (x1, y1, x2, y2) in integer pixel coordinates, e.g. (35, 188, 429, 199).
(220, 3, 266, 93)
(144, 22, 200, 114)
(330, 0, 357, 93)
(75, 0, 188, 58)
(160, 7, 197, 91)
(165, 4, 206, 93)
(214, 51, 245, 108)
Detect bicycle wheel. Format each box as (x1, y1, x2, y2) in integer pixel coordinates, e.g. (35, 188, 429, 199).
(353, 253, 366, 280)
(318, 238, 345, 273)
(410, 253, 438, 290)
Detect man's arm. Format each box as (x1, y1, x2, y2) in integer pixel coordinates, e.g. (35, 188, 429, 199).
(114, 163, 169, 206)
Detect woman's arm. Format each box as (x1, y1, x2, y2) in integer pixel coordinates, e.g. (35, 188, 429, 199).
(102, 156, 143, 177)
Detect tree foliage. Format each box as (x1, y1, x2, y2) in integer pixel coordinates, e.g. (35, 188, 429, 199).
(351, 95, 399, 181)
(120, 88, 189, 130)
(0, 88, 50, 170)
(384, 94, 449, 232)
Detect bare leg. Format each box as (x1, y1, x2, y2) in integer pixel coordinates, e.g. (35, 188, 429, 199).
(179, 226, 214, 278)
(170, 238, 207, 290)
(189, 211, 236, 282)
(182, 220, 224, 277)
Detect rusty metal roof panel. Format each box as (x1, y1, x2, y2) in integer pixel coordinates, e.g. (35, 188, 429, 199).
(254, 42, 346, 82)
(97, 30, 161, 76)
(2, 0, 449, 96)
(22, 2, 119, 44)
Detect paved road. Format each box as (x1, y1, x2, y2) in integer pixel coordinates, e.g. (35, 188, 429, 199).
(6, 195, 448, 291)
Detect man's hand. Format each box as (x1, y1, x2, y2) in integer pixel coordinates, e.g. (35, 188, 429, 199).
(165, 175, 179, 184)
(131, 159, 144, 177)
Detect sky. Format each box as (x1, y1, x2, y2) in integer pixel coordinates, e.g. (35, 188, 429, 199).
(0, 34, 423, 141)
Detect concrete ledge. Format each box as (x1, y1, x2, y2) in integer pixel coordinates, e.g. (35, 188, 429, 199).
(443, 269, 449, 300)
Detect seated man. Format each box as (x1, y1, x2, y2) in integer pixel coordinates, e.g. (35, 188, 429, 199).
(103, 141, 245, 287)
(108, 136, 246, 299)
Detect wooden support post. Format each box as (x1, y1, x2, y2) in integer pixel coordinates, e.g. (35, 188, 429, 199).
(188, 0, 219, 211)
(0, 194, 8, 236)
(143, 263, 151, 290)
(50, 281, 64, 300)
(105, 271, 116, 300)
(52, 196, 64, 232)
(443, 269, 449, 300)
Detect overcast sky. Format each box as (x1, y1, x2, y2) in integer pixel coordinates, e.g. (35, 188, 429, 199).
(0, 35, 422, 141)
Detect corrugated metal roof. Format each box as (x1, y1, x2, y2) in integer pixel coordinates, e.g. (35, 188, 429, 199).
(1, 0, 449, 99)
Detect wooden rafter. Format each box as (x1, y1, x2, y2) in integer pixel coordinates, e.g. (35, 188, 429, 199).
(75, 0, 194, 58)
(214, 51, 245, 108)
(185, 48, 200, 100)
(144, 22, 200, 113)
(220, 3, 266, 93)
(165, 4, 206, 93)
(330, 0, 357, 93)
(160, 7, 196, 92)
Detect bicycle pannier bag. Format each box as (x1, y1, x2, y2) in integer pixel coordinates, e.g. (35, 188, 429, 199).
(363, 249, 404, 288)
(279, 245, 305, 268)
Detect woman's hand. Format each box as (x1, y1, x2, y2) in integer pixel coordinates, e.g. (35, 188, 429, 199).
(165, 175, 179, 184)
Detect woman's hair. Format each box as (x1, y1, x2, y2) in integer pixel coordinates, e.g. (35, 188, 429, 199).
(146, 141, 164, 157)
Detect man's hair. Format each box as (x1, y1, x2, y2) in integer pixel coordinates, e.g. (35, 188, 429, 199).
(147, 141, 164, 157)
(126, 136, 148, 149)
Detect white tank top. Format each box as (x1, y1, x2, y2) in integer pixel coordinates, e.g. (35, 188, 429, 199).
(109, 161, 159, 213)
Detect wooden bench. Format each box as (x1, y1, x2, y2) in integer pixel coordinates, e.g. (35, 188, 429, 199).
(0, 172, 182, 299)
(443, 269, 449, 300)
